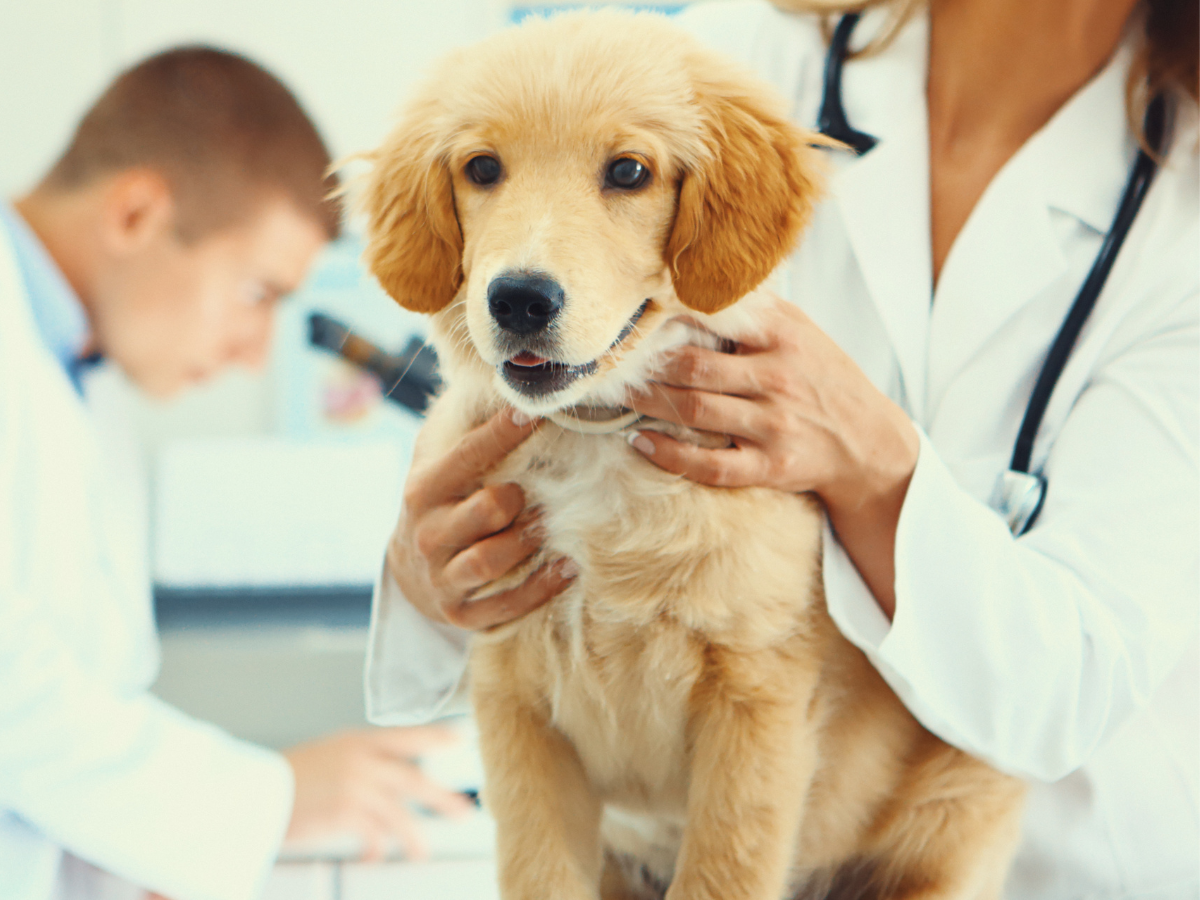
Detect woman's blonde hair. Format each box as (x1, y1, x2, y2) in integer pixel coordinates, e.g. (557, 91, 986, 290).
(770, 0, 1198, 145)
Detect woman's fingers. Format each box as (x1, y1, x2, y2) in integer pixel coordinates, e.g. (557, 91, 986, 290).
(414, 483, 529, 569)
(406, 408, 539, 511)
(443, 558, 577, 630)
(650, 344, 766, 397)
(627, 381, 767, 441)
(440, 511, 543, 594)
(443, 483, 529, 552)
(626, 429, 766, 488)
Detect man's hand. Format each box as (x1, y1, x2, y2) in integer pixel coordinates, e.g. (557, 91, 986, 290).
(388, 408, 577, 631)
(283, 726, 474, 861)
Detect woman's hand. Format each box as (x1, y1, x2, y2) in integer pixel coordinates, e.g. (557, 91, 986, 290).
(625, 296, 919, 617)
(284, 726, 475, 861)
(387, 408, 577, 631)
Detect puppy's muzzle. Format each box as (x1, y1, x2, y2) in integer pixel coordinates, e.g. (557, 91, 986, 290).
(488, 273, 564, 335)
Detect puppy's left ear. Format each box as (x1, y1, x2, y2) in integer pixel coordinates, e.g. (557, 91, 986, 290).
(666, 67, 827, 314)
(354, 98, 463, 314)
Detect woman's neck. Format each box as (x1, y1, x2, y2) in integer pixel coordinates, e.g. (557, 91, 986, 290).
(926, 0, 1139, 283)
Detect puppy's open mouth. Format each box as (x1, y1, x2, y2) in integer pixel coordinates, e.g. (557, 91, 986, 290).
(500, 300, 650, 398)
(502, 353, 598, 394)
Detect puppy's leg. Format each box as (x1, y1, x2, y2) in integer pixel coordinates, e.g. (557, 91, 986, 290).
(666, 644, 819, 900)
(865, 745, 1026, 900)
(473, 644, 604, 900)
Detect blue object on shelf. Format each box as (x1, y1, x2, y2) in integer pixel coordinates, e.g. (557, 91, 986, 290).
(510, 3, 686, 24)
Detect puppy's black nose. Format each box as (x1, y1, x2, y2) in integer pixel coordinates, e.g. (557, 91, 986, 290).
(487, 274, 564, 334)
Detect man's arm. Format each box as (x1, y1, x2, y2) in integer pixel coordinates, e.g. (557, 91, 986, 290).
(0, 595, 293, 900)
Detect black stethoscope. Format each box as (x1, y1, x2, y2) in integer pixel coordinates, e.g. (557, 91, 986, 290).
(817, 12, 1170, 536)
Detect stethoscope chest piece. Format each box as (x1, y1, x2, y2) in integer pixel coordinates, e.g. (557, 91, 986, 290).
(991, 470, 1047, 537)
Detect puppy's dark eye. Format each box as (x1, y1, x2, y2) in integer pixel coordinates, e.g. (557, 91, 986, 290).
(605, 157, 649, 190)
(466, 155, 502, 186)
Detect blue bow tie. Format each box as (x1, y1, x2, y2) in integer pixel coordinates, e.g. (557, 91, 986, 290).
(67, 350, 105, 394)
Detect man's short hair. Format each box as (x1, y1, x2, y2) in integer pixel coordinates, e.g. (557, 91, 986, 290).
(45, 46, 341, 241)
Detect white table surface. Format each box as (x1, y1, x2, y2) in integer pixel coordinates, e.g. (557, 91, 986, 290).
(263, 859, 499, 900)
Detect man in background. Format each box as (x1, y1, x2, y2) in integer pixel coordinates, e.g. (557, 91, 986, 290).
(0, 47, 470, 900)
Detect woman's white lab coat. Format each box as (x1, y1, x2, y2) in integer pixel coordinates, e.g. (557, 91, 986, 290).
(0, 230, 293, 899)
(366, 3, 1200, 896)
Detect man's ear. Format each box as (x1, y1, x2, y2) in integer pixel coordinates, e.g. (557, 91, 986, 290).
(100, 169, 175, 256)
(665, 66, 827, 314)
(354, 98, 463, 314)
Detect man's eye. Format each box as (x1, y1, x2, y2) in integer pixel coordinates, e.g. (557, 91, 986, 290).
(466, 155, 502, 186)
(241, 282, 268, 306)
(605, 158, 649, 190)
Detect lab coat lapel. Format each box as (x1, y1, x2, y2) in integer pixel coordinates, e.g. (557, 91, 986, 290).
(924, 41, 1133, 419)
(925, 153, 1068, 419)
(825, 9, 934, 421)
(833, 105, 934, 422)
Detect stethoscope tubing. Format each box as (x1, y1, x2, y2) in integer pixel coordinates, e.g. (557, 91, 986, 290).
(816, 12, 878, 155)
(816, 12, 1170, 534)
(1008, 94, 1167, 475)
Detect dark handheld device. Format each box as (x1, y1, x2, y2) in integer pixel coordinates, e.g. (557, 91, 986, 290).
(307, 312, 441, 415)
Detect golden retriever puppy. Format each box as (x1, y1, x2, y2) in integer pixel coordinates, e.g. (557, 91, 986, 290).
(357, 10, 1025, 899)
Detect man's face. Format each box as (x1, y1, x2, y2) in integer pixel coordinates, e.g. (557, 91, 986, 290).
(97, 195, 327, 397)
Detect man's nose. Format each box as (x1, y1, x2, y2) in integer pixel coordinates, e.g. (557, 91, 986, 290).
(487, 273, 564, 334)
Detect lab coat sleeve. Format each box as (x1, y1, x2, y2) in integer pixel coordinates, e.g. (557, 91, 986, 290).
(364, 563, 470, 726)
(824, 290, 1200, 782)
(0, 594, 294, 900)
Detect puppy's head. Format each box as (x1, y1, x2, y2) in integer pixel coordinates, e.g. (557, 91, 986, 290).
(357, 10, 824, 414)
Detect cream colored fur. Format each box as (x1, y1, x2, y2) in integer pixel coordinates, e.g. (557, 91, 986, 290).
(358, 10, 1025, 899)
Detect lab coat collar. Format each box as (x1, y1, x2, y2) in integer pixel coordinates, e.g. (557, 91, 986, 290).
(1035, 39, 1138, 235)
(0, 203, 96, 392)
(829, 10, 932, 420)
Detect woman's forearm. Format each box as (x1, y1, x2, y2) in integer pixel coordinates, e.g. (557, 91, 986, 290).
(819, 399, 918, 621)
(822, 472, 911, 621)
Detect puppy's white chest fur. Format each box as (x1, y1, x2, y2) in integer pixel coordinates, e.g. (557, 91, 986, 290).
(487, 429, 720, 872)
(495, 426, 702, 784)
(482, 417, 819, 801)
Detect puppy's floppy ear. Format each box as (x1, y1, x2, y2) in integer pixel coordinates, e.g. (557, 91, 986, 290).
(356, 100, 463, 313)
(666, 69, 826, 314)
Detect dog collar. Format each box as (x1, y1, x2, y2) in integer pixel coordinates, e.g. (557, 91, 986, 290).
(547, 406, 643, 434)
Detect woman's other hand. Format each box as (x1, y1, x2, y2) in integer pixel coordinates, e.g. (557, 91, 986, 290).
(387, 408, 577, 631)
(626, 296, 919, 617)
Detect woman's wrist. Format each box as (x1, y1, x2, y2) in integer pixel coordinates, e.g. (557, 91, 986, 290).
(818, 403, 920, 621)
(820, 398, 919, 514)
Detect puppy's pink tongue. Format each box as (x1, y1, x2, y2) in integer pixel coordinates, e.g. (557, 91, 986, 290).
(510, 351, 548, 367)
